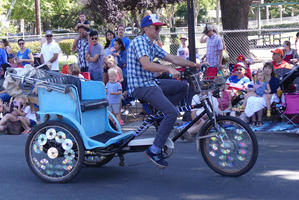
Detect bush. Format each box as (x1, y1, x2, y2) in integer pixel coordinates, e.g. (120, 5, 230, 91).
(59, 39, 74, 58)
(10, 41, 41, 54)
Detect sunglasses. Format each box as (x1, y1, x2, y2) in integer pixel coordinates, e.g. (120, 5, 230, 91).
(46, 35, 52, 38)
(91, 37, 98, 41)
(18, 43, 24, 45)
(236, 68, 243, 71)
(154, 26, 161, 31)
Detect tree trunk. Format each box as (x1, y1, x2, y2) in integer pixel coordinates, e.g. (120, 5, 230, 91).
(193, 0, 199, 26)
(220, 0, 253, 63)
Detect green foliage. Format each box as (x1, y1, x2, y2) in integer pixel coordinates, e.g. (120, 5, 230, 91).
(175, 0, 216, 25)
(98, 37, 106, 47)
(3, 0, 84, 33)
(59, 39, 73, 58)
(10, 41, 41, 54)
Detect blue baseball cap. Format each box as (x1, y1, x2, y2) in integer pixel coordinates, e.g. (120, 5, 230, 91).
(140, 14, 167, 28)
(45, 30, 52, 36)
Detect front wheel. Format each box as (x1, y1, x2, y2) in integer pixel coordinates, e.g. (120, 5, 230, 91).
(199, 116, 258, 177)
(25, 121, 85, 183)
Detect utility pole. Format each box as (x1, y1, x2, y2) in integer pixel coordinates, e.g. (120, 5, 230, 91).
(35, 0, 41, 35)
(183, 0, 196, 122)
(187, 0, 196, 63)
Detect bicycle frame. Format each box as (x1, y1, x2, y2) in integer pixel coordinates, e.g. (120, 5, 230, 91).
(129, 92, 218, 144)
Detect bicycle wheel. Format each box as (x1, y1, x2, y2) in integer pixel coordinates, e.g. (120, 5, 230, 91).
(25, 121, 84, 183)
(199, 116, 258, 177)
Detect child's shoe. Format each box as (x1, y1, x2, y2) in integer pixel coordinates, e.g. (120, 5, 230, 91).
(266, 109, 271, 117)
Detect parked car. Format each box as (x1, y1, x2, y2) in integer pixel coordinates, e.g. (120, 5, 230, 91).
(125, 27, 138, 35)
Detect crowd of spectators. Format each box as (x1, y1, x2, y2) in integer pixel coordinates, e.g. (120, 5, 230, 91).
(0, 12, 298, 134)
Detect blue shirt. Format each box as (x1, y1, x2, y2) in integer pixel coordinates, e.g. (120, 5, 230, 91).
(269, 76, 279, 94)
(110, 36, 131, 50)
(0, 49, 7, 67)
(86, 43, 104, 71)
(227, 75, 250, 85)
(77, 20, 90, 32)
(113, 50, 127, 76)
(17, 48, 32, 66)
(106, 81, 122, 104)
(127, 34, 168, 94)
(255, 81, 268, 97)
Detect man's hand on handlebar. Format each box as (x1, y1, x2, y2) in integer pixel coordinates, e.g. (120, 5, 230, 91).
(168, 67, 180, 79)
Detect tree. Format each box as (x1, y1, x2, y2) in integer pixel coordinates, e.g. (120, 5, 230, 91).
(2, 0, 82, 33)
(84, 0, 184, 27)
(220, 0, 253, 63)
(175, 0, 216, 26)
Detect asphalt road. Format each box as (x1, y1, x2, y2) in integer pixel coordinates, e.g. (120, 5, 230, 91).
(0, 132, 298, 200)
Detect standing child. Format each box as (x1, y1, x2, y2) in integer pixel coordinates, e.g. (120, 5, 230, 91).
(106, 68, 123, 125)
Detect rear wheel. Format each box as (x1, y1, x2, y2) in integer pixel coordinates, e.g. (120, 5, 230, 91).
(199, 116, 258, 177)
(25, 121, 84, 183)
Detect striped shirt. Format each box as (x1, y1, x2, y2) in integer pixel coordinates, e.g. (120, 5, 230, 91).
(127, 34, 168, 94)
(206, 33, 223, 67)
(226, 75, 250, 91)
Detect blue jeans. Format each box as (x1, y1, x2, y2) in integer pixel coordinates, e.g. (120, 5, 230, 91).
(132, 79, 188, 149)
(89, 69, 102, 81)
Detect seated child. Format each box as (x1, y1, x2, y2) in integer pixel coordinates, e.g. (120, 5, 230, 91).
(0, 96, 26, 132)
(68, 63, 84, 79)
(216, 84, 232, 114)
(180, 92, 220, 142)
(106, 68, 123, 125)
(18, 102, 38, 134)
(242, 70, 271, 116)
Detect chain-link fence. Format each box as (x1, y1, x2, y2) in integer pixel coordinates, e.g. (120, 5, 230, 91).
(159, 27, 299, 70)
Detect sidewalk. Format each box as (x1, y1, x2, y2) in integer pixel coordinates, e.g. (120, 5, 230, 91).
(121, 101, 299, 135)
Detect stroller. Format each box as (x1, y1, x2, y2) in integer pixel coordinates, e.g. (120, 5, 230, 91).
(275, 66, 299, 125)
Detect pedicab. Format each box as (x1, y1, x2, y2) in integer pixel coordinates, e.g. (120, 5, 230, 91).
(5, 65, 258, 183)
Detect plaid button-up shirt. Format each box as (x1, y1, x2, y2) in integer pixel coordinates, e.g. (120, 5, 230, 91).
(127, 34, 168, 94)
(77, 37, 89, 69)
(206, 33, 223, 67)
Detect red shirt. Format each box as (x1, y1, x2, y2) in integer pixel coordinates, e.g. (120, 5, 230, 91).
(272, 60, 292, 70)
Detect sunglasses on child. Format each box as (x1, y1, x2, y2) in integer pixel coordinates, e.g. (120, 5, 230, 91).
(18, 42, 24, 45)
(91, 37, 98, 41)
(236, 68, 243, 71)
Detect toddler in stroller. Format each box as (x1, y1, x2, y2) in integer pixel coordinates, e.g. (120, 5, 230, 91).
(275, 65, 299, 125)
